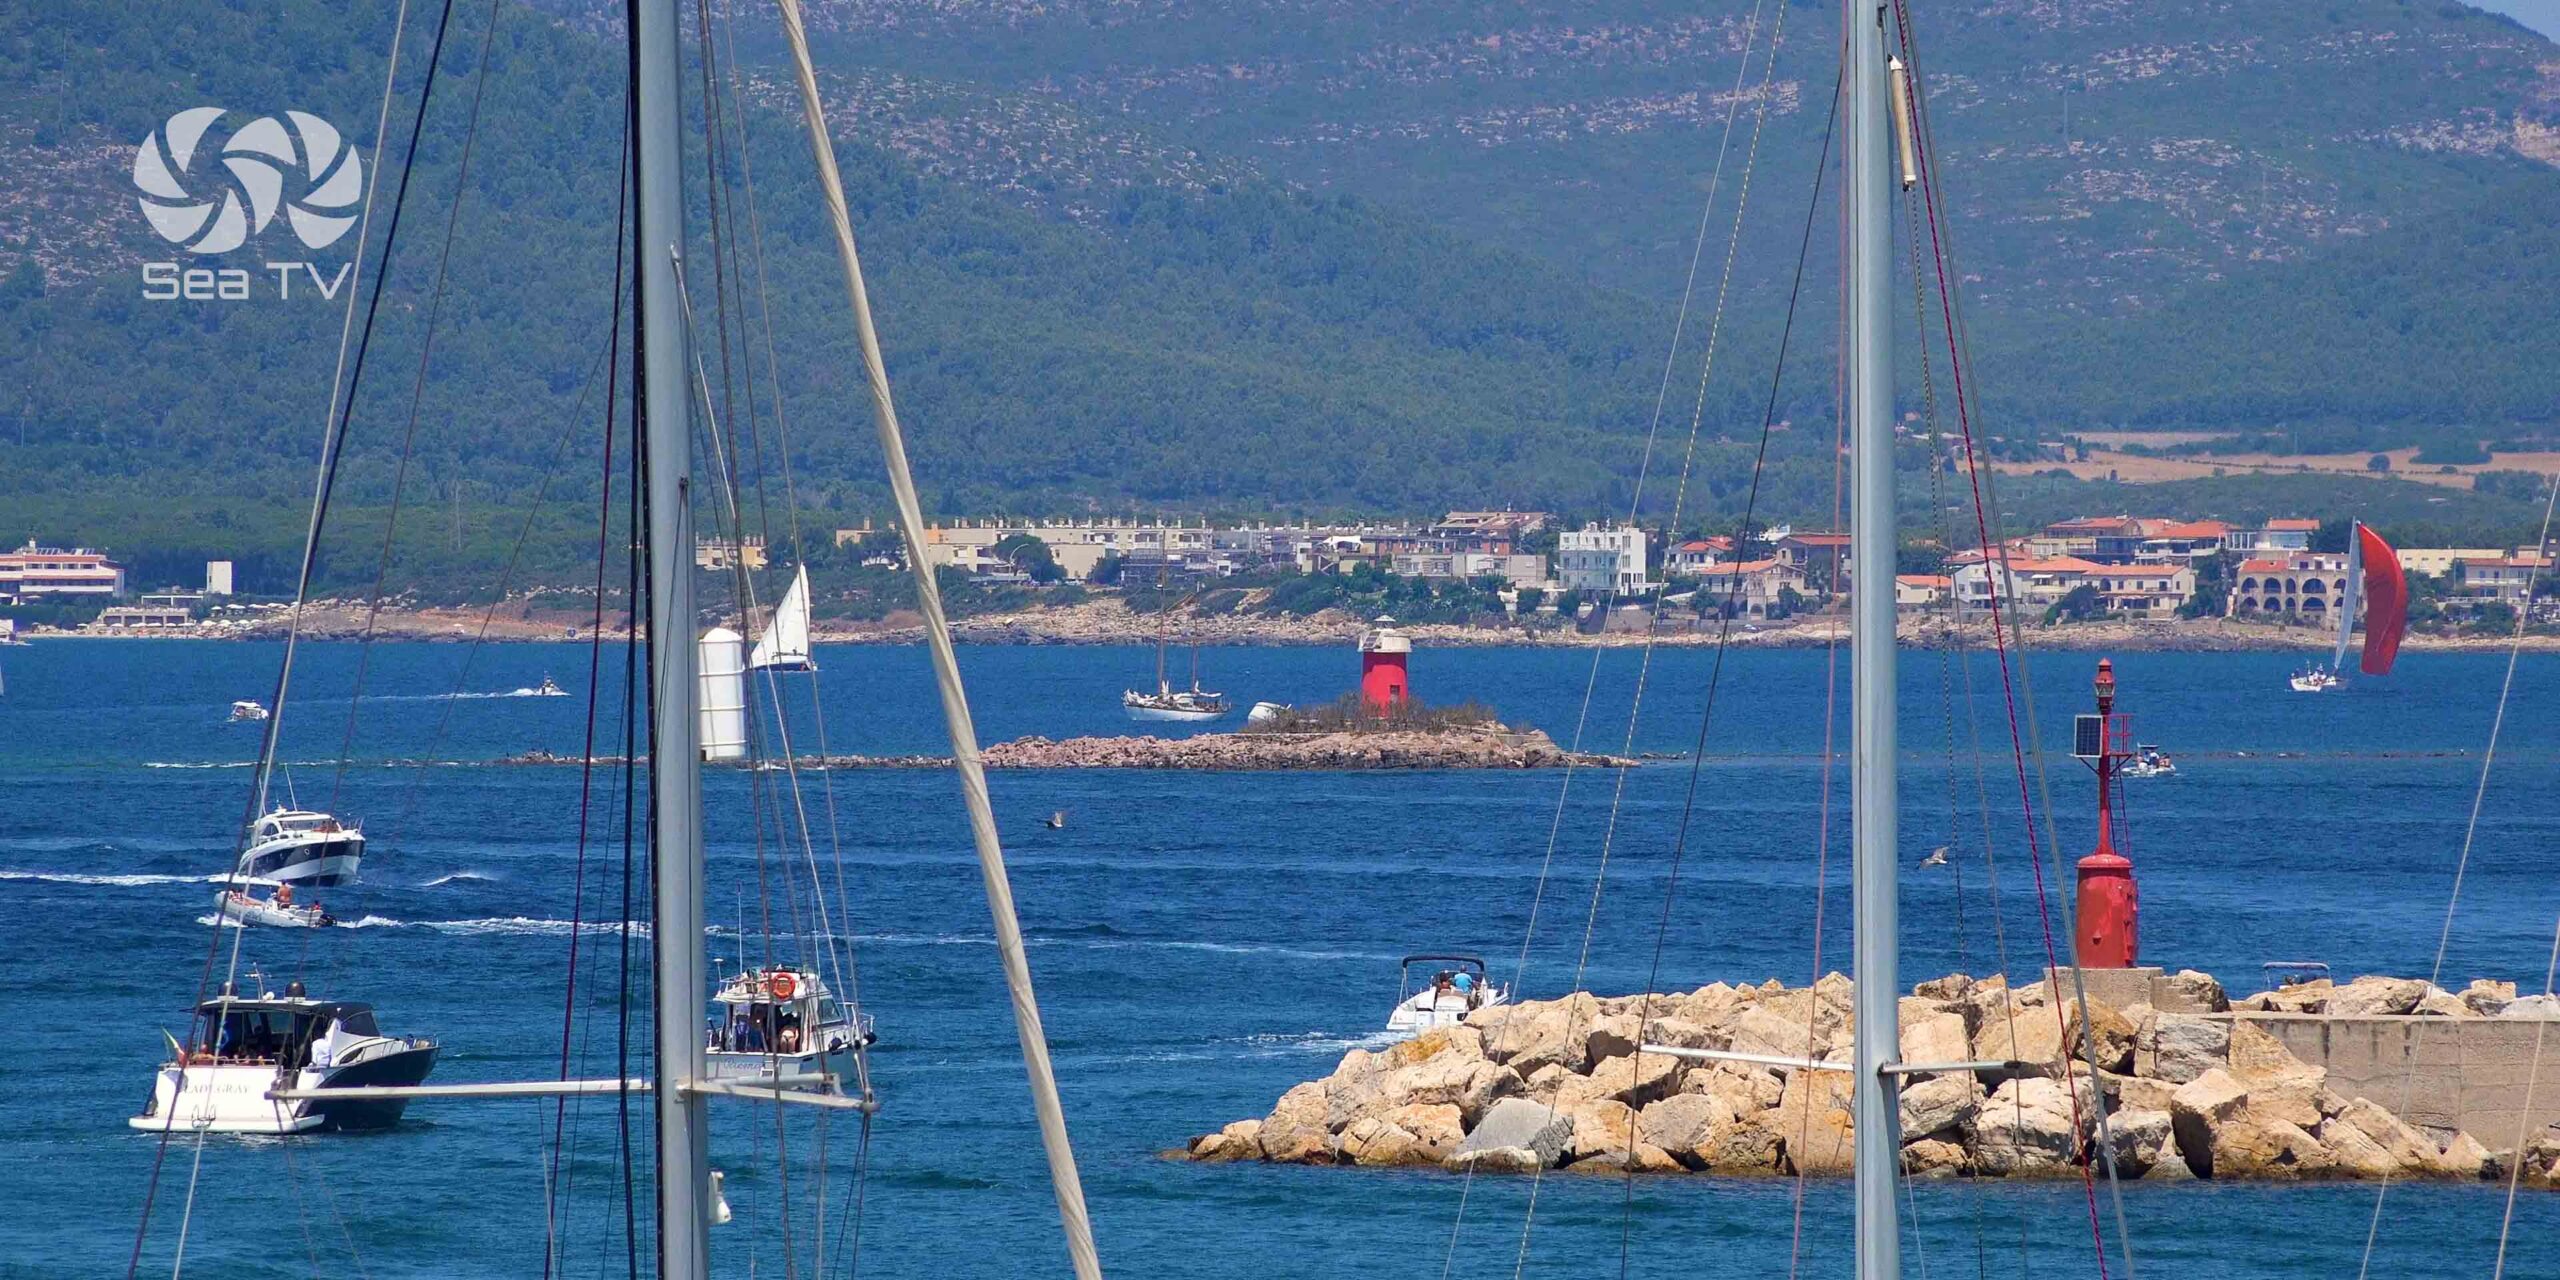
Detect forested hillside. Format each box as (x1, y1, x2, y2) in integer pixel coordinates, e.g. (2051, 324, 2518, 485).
(0, 0, 2555, 588)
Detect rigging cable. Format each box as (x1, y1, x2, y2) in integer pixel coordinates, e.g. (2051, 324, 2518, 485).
(1887, 0, 2128, 1268)
(2355, 465, 2560, 1280)
(1430, 3, 1778, 1271)
(123, 1, 451, 1274)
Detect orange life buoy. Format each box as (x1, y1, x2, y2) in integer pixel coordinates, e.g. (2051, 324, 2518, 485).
(767, 972, 797, 1000)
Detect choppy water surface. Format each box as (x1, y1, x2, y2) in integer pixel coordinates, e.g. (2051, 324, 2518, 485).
(1, 638, 2554, 1277)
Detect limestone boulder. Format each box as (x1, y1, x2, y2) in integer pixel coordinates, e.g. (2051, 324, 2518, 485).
(2068, 999, 2138, 1074)
(1640, 1015, 1722, 1051)
(2498, 993, 2560, 1019)
(1563, 1098, 1638, 1162)
(1584, 1013, 1643, 1062)
(2136, 1013, 2229, 1083)
(2145, 1125, 2198, 1180)
(1974, 1000, 2064, 1075)
(1899, 1008, 1972, 1068)
(2327, 976, 2428, 1018)
(1636, 1093, 1736, 1169)
(1480, 993, 1600, 1075)
(1340, 1116, 1434, 1167)
(2161, 969, 2229, 1013)
(2410, 987, 2475, 1018)
(2109, 1073, 2180, 1114)
(1728, 1006, 1820, 1062)
(1384, 1024, 1484, 1069)
(1445, 1145, 1543, 1174)
(1913, 973, 1976, 1001)
(2167, 1068, 2249, 1170)
(1385, 1103, 1465, 1159)
(2461, 979, 2518, 1015)
(1187, 1118, 1264, 1162)
(2438, 1131, 2493, 1179)
(1455, 1097, 1574, 1168)
(1671, 982, 1749, 1032)
(2101, 1107, 2175, 1178)
(1584, 1048, 1683, 1106)
(1772, 1068, 1856, 1175)
(1902, 1138, 1969, 1177)
(1683, 1063, 1783, 1117)
(1261, 1081, 1335, 1163)
(2260, 980, 2332, 1015)
(1701, 1115, 1787, 1173)
(1562, 1143, 1683, 1174)
(1393, 1055, 1519, 1126)
(2226, 1020, 2315, 1082)
(1898, 1073, 1983, 1138)
(2242, 1070, 2329, 1130)
(1967, 1077, 2086, 1175)
(2210, 1114, 2334, 1179)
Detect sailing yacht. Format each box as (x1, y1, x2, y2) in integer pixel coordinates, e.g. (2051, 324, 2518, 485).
(2287, 521, 2409, 693)
(748, 564, 817, 671)
(1123, 603, 1229, 721)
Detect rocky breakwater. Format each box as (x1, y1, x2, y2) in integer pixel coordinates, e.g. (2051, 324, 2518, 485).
(972, 727, 1624, 770)
(1176, 971, 2560, 1185)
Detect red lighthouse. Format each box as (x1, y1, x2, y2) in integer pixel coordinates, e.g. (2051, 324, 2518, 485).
(2072, 658, 2140, 968)
(1357, 615, 1411, 712)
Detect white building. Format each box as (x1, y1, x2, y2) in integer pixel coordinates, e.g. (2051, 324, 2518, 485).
(1557, 524, 1655, 595)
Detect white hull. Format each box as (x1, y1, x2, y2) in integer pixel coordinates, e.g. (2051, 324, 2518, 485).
(1245, 701, 1288, 725)
(2289, 676, 2340, 693)
(1122, 703, 1226, 723)
(237, 831, 364, 887)
(213, 891, 331, 929)
(130, 1062, 323, 1134)
(1385, 988, 1505, 1038)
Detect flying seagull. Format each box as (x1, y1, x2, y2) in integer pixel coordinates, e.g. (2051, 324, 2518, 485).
(1918, 846, 1949, 868)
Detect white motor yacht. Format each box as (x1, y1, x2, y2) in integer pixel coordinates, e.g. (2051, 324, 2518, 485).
(236, 808, 366, 886)
(229, 699, 269, 722)
(704, 966, 875, 1097)
(129, 982, 438, 1134)
(1384, 953, 1506, 1038)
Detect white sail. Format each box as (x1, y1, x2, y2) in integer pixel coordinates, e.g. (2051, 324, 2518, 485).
(749, 566, 814, 671)
(2332, 523, 2363, 673)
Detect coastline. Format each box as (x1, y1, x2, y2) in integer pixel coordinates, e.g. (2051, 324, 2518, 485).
(30, 598, 2560, 652)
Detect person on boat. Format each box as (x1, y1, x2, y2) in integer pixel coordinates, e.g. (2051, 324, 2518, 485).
(777, 1013, 803, 1054)
(1451, 969, 1476, 996)
(275, 884, 294, 907)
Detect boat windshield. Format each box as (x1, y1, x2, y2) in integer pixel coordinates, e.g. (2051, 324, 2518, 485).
(193, 1005, 323, 1067)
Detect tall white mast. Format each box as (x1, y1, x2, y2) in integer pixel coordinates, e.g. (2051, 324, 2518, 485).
(634, 0, 711, 1273)
(1846, 3, 1902, 1279)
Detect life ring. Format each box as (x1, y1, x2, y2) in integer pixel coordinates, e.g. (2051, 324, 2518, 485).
(777, 1025, 802, 1053)
(766, 972, 797, 1000)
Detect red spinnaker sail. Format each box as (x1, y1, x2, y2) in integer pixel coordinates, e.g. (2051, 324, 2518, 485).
(2357, 523, 2408, 675)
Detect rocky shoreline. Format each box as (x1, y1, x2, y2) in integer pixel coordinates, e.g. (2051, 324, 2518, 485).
(498, 726, 1625, 770)
(1174, 972, 2560, 1185)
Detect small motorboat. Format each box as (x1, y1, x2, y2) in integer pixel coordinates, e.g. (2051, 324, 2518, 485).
(236, 807, 366, 886)
(2121, 744, 2177, 778)
(529, 675, 567, 697)
(1384, 953, 1507, 1039)
(229, 700, 269, 722)
(130, 981, 438, 1134)
(2289, 665, 2342, 693)
(1245, 700, 1289, 726)
(214, 886, 335, 929)
(704, 966, 875, 1098)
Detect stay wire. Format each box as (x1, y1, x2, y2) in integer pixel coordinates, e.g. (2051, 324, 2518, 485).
(129, 1, 448, 1275)
(1502, 4, 1796, 1272)
(327, 0, 506, 812)
(1435, 3, 1777, 1271)
(1888, 0, 2124, 1269)
(2357, 465, 2560, 1278)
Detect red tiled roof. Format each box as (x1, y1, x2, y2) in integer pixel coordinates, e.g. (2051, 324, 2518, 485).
(1782, 532, 1853, 547)
(2267, 518, 2321, 531)
(1895, 574, 1953, 587)
(2140, 519, 2231, 539)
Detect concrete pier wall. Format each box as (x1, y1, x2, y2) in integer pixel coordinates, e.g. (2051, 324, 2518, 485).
(2234, 1013, 2560, 1143)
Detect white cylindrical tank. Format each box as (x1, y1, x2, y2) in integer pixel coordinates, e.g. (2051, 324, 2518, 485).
(698, 626, 748, 762)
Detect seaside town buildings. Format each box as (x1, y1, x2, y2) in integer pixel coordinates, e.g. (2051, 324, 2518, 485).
(0, 540, 125, 601)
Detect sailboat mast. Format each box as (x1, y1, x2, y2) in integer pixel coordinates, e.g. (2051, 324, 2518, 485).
(633, 0, 710, 1273)
(1846, 4, 1901, 1279)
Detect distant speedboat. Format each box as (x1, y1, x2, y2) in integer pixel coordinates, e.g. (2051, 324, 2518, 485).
(531, 674, 567, 697)
(1384, 953, 1506, 1038)
(229, 700, 269, 722)
(130, 981, 437, 1134)
(2289, 666, 2341, 694)
(237, 808, 365, 886)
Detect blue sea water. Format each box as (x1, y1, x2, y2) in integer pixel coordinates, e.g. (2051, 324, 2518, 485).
(0, 637, 2555, 1278)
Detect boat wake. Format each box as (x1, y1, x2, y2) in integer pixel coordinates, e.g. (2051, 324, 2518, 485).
(338, 915, 653, 937)
(1, 870, 261, 888)
(420, 871, 500, 887)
